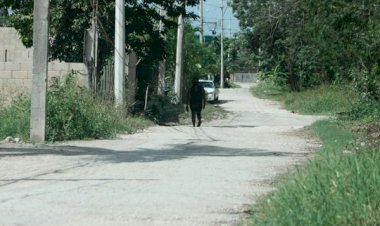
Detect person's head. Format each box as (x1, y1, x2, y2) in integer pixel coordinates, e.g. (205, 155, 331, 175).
(192, 78, 199, 85)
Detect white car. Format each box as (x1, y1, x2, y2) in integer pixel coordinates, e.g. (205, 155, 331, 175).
(199, 79, 219, 102)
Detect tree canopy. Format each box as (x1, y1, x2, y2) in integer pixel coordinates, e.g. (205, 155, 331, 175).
(1, 0, 199, 62)
(231, 0, 380, 97)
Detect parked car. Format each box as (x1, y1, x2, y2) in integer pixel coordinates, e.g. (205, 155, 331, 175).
(199, 79, 219, 102)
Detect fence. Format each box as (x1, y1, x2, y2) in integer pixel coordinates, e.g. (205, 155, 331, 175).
(99, 62, 114, 100)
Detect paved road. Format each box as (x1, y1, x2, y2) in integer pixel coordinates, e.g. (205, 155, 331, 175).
(0, 84, 321, 226)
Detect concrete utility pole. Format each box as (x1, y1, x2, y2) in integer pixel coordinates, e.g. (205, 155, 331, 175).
(200, 0, 204, 44)
(114, 0, 125, 108)
(174, 13, 185, 102)
(220, 0, 225, 88)
(30, 0, 50, 143)
(158, 7, 166, 96)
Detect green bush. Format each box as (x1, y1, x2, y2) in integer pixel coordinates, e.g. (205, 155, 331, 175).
(0, 74, 152, 142)
(0, 95, 30, 141)
(259, 66, 289, 88)
(251, 82, 358, 115)
(47, 75, 152, 141)
(352, 65, 380, 101)
(342, 99, 380, 123)
(284, 85, 358, 115)
(250, 81, 290, 100)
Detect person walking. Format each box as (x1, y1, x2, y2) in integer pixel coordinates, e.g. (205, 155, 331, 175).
(186, 78, 206, 127)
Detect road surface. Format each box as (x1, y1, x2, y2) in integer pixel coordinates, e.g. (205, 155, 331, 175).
(0, 84, 322, 226)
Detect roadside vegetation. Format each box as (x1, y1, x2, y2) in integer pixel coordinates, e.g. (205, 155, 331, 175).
(144, 92, 226, 126)
(248, 81, 380, 225)
(0, 1, 225, 143)
(251, 82, 358, 115)
(0, 75, 153, 143)
(0, 74, 225, 143)
(233, 1, 380, 223)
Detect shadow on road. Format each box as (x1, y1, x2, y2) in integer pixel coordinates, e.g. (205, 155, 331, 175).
(0, 143, 310, 163)
(213, 99, 233, 105)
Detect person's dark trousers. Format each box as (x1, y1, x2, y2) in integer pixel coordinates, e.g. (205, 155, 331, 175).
(191, 111, 202, 127)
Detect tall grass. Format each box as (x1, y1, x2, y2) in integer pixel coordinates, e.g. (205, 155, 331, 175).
(248, 81, 380, 225)
(249, 121, 380, 226)
(0, 75, 152, 142)
(251, 82, 358, 115)
(0, 96, 30, 140)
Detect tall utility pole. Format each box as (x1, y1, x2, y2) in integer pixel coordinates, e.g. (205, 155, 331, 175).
(30, 0, 50, 143)
(114, 0, 125, 108)
(174, 13, 185, 102)
(220, 0, 225, 88)
(200, 0, 204, 44)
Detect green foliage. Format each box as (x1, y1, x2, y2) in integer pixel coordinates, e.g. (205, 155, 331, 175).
(250, 77, 380, 226)
(0, 95, 30, 141)
(165, 23, 220, 100)
(1, 0, 200, 63)
(259, 66, 289, 87)
(341, 99, 380, 123)
(47, 75, 152, 141)
(248, 120, 380, 226)
(250, 81, 290, 100)
(231, 0, 380, 95)
(251, 82, 357, 115)
(225, 33, 258, 73)
(352, 64, 380, 101)
(0, 12, 11, 27)
(283, 85, 358, 115)
(0, 74, 152, 142)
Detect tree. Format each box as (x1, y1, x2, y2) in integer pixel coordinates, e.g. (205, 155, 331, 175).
(1, 0, 200, 63)
(231, 0, 380, 95)
(224, 33, 258, 73)
(164, 23, 219, 97)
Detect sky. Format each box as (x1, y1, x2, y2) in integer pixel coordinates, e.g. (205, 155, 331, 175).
(188, 0, 241, 38)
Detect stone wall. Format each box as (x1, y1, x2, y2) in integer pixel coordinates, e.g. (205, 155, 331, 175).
(0, 27, 88, 100)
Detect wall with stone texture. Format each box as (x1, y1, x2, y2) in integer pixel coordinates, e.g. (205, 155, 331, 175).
(0, 27, 88, 100)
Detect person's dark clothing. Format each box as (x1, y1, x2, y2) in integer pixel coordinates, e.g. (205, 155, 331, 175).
(187, 84, 206, 127)
(189, 85, 205, 112)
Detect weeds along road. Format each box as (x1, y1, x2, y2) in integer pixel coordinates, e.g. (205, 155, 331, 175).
(0, 84, 322, 226)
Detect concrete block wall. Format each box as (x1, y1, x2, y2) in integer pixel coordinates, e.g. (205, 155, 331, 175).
(0, 27, 88, 101)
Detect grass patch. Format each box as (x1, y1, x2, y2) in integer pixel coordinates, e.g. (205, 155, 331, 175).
(247, 81, 380, 225)
(0, 96, 30, 140)
(251, 82, 358, 115)
(248, 120, 380, 226)
(0, 75, 153, 142)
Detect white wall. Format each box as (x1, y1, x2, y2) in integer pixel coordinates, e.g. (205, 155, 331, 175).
(0, 27, 88, 101)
